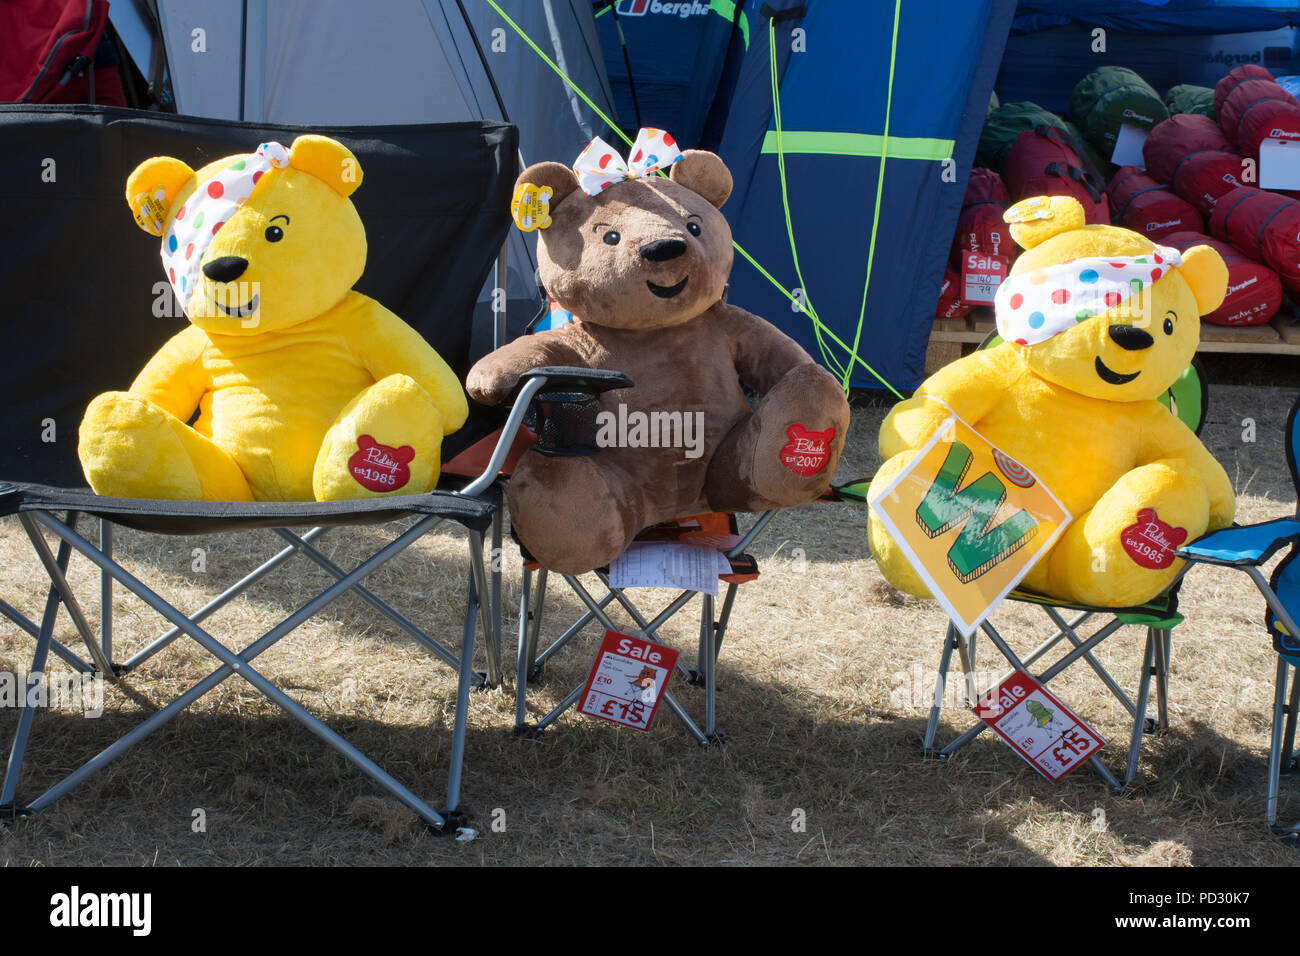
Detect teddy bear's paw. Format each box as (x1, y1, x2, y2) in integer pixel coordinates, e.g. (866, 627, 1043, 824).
(313, 375, 443, 501)
(78, 392, 250, 500)
(1047, 459, 1211, 606)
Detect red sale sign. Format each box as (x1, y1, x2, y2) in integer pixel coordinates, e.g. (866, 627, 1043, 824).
(972, 671, 1104, 781)
(960, 252, 1008, 305)
(578, 631, 679, 732)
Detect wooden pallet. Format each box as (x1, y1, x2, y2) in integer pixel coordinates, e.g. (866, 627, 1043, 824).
(926, 311, 1300, 372)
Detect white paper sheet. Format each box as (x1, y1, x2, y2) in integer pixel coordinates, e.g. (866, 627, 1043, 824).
(1110, 122, 1149, 168)
(608, 542, 732, 596)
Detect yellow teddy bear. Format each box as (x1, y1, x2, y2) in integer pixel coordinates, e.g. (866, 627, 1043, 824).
(868, 195, 1235, 607)
(78, 135, 467, 502)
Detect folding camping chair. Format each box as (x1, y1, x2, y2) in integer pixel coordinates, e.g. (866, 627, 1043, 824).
(1175, 396, 1300, 844)
(0, 106, 521, 835)
(921, 337, 1210, 790)
(513, 503, 773, 746)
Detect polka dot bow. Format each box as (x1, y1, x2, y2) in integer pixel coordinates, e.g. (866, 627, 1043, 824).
(161, 141, 290, 314)
(994, 246, 1184, 347)
(573, 127, 683, 196)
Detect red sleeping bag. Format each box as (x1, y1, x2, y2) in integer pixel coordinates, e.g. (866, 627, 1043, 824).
(1218, 79, 1296, 145)
(950, 168, 1014, 267)
(1214, 63, 1276, 119)
(1237, 97, 1300, 159)
(1002, 126, 1109, 224)
(934, 265, 971, 320)
(1108, 166, 1203, 239)
(1162, 230, 1283, 326)
(1142, 114, 1233, 185)
(0, 0, 125, 105)
(1208, 185, 1300, 295)
(1168, 149, 1249, 216)
(1219, 79, 1300, 157)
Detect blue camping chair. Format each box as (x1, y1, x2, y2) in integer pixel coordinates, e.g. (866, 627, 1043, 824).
(1176, 397, 1300, 844)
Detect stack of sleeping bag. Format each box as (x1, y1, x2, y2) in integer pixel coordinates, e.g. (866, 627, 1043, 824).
(1215, 64, 1300, 160)
(1143, 113, 1246, 215)
(1108, 166, 1203, 239)
(1163, 230, 1282, 326)
(1209, 185, 1300, 297)
(951, 168, 1015, 265)
(937, 168, 1015, 320)
(1071, 66, 1169, 161)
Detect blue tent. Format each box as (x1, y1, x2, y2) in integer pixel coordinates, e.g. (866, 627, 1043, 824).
(707, 0, 1015, 392)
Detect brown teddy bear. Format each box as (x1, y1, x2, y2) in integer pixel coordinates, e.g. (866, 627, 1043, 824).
(466, 133, 850, 574)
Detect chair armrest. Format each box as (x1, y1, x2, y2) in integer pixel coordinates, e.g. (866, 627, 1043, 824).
(1175, 517, 1300, 567)
(453, 367, 632, 497)
(515, 366, 633, 398)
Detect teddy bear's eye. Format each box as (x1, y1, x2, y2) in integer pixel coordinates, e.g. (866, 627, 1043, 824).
(265, 225, 284, 243)
(603, 230, 621, 246)
(686, 221, 702, 237)
(1163, 314, 1175, 335)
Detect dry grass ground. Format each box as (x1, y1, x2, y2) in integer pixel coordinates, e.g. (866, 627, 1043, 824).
(1, 384, 1299, 866)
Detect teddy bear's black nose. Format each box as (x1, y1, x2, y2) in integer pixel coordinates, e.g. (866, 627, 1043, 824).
(640, 239, 687, 262)
(202, 256, 249, 283)
(1108, 324, 1154, 351)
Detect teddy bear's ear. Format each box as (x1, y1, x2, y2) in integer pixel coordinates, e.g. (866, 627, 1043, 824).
(288, 134, 363, 197)
(516, 162, 581, 208)
(669, 149, 732, 208)
(125, 156, 195, 236)
(1004, 195, 1086, 250)
(1176, 245, 1229, 316)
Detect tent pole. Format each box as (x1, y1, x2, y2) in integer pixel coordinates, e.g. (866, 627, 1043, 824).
(604, 1, 642, 131)
(494, 239, 508, 350)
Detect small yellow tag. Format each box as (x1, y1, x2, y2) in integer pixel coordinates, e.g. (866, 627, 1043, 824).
(511, 183, 553, 232)
(132, 185, 169, 236)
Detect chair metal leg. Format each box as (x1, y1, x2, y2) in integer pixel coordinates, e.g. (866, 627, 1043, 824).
(443, 570, 480, 823)
(1122, 629, 1157, 788)
(1284, 665, 1299, 773)
(99, 519, 112, 663)
(515, 565, 533, 728)
(1152, 627, 1171, 733)
(1267, 657, 1289, 828)
(491, 492, 503, 680)
(0, 537, 71, 811)
(468, 531, 501, 688)
(924, 623, 959, 755)
(122, 526, 330, 672)
(18, 514, 113, 677)
(18, 510, 457, 828)
(271, 526, 461, 671)
(699, 593, 718, 738)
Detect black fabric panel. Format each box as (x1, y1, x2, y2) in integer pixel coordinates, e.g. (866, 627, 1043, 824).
(0, 482, 494, 534)
(0, 105, 517, 487)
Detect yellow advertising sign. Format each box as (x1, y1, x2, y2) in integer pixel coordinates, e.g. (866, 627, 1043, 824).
(869, 407, 1071, 637)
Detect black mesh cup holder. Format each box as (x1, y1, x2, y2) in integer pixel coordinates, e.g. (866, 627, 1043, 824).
(532, 390, 602, 456)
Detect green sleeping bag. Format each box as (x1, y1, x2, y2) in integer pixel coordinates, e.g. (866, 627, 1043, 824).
(1164, 84, 1216, 119)
(1071, 66, 1169, 160)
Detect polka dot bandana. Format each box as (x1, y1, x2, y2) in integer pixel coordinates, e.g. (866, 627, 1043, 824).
(161, 141, 290, 314)
(573, 127, 683, 196)
(994, 245, 1183, 346)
